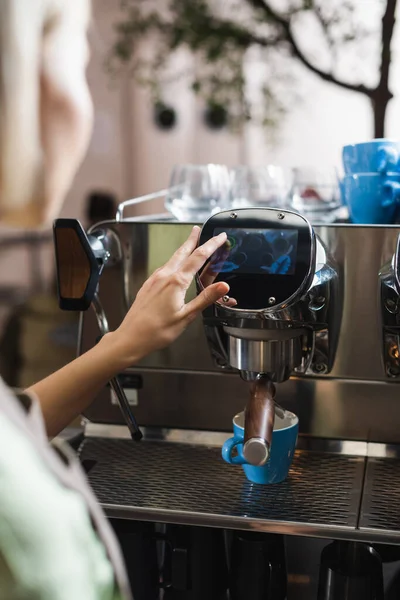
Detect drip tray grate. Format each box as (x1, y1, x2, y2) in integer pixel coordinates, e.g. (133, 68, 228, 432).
(360, 457, 400, 533)
(79, 437, 364, 531)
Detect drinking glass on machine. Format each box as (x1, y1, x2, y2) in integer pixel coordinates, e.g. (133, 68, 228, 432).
(230, 165, 292, 209)
(289, 167, 342, 223)
(165, 164, 231, 222)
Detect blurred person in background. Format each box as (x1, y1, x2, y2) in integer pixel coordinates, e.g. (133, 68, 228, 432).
(0, 2, 230, 599)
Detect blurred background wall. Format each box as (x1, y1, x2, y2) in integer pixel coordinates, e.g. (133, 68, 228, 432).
(61, 0, 400, 213)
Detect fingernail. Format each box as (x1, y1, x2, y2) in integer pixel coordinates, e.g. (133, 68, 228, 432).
(217, 231, 227, 238)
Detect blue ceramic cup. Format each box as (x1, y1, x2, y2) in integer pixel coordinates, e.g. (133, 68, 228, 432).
(341, 173, 400, 224)
(221, 410, 298, 484)
(342, 139, 400, 175)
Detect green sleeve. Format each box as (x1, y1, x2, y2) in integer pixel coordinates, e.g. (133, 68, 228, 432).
(0, 413, 119, 600)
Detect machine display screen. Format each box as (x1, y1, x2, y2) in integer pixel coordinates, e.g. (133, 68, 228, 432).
(211, 228, 299, 276)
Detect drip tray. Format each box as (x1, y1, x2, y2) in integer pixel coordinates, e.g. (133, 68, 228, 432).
(79, 437, 364, 538)
(360, 457, 400, 537)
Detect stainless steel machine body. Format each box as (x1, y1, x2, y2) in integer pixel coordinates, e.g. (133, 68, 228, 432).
(80, 219, 400, 442)
(76, 217, 400, 547)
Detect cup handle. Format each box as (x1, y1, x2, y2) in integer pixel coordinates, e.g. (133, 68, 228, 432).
(377, 146, 398, 173)
(382, 182, 400, 207)
(221, 437, 246, 465)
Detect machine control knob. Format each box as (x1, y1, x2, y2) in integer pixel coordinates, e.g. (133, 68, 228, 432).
(243, 437, 270, 466)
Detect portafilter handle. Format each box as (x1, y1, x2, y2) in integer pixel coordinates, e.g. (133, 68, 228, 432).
(243, 377, 276, 466)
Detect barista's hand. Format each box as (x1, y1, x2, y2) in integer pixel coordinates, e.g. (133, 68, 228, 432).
(199, 242, 237, 308)
(113, 226, 230, 364)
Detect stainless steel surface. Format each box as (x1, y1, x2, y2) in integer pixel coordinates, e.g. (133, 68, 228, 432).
(82, 368, 400, 444)
(78, 436, 365, 540)
(360, 457, 400, 536)
(228, 335, 303, 382)
(78, 431, 400, 544)
(80, 221, 400, 443)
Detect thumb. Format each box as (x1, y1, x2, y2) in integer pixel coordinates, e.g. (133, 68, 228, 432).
(184, 282, 230, 318)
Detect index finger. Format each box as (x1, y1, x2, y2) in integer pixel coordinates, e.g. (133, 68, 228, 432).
(163, 226, 200, 272)
(199, 244, 230, 288)
(180, 232, 227, 279)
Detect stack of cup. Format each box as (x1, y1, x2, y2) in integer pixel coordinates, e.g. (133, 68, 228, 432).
(341, 139, 400, 224)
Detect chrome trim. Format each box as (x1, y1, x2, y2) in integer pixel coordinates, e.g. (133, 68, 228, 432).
(91, 293, 110, 338)
(101, 504, 353, 537)
(100, 504, 400, 544)
(298, 438, 369, 457)
(116, 189, 169, 221)
(227, 335, 303, 382)
(367, 442, 400, 459)
(84, 423, 229, 447)
(243, 437, 269, 466)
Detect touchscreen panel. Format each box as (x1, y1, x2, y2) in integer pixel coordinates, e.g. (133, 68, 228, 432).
(211, 228, 299, 276)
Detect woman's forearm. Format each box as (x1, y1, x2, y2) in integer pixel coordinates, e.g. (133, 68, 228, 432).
(27, 332, 136, 437)
(26, 229, 229, 438)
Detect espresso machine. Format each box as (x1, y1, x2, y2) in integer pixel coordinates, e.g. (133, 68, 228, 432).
(52, 203, 400, 599)
(196, 207, 340, 466)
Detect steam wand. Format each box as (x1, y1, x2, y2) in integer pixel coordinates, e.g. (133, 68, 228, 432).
(92, 293, 143, 441)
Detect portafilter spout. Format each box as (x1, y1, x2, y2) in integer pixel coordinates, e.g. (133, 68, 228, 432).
(243, 375, 276, 467)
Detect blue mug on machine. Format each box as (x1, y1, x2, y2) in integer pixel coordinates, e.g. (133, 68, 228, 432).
(222, 410, 298, 484)
(341, 173, 400, 224)
(342, 139, 400, 175)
